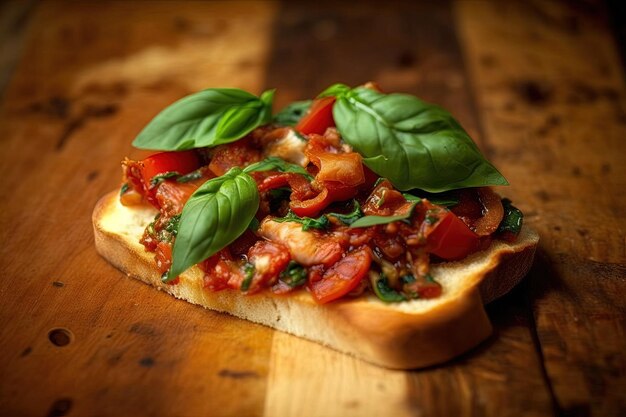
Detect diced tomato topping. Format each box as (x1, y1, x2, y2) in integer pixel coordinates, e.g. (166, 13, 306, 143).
(155, 181, 200, 216)
(142, 150, 200, 187)
(201, 250, 241, 291)
(246, 241, 291, 293)
(423, 204, 480, 261)
(362, 179, 411, 216)
(208, 139, 262, 176)
(296, 97, 336, 135)
(309, 247, 372, 304)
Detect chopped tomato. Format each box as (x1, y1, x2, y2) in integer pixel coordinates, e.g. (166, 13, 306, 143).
(362, 179, 411, 216)
(246, 241, 291, 293)
(201, 250, 241, 291)
(208, 139, 262, 176)
(296, 97, 336, 135)
(155, 181, 200, 216)
(309, 247, 372, 304)
(424, 207, 479, 260)
(473, 187, 504, 236)
(155, 242, 172, 274)
(142, 150, 200, 186)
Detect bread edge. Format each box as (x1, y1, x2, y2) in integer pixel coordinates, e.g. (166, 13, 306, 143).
(92, 192, 538, 369)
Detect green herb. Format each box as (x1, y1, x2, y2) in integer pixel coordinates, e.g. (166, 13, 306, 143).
(328, 85, 508, 192)
(120, 182, 130, 195)
(403, 191, 459, 207)
(273, 100, 311, 126)
(241, 263, 255, 291)
(327, 200, 363, 225)
(248, 217, 260, 231)
(244, 156, 313, 180)
(370, 273, 406, 302)
(401, 274, 416, 284)
(279, 261, 307, 288)
(349, 203, 417, 228)
(133, 88, 274, 151)
(177, 169, 204, 183)
(497, 198, 523, 236)
(274, 210, 329, 231)
(317, 83, 351, 98)
(150, 171, 180, 187)
(167, 167, 260, 280)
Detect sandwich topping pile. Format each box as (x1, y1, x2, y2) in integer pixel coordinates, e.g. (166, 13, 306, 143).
(118, 83, 524, 305)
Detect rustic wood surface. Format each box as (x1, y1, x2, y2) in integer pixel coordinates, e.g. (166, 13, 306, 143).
(0, 1, 624, 416)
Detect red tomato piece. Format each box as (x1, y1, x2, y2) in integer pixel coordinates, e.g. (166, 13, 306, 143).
(309, 247, 372, 304)
(425, 211, 480, 260)
(141, 150, 200, 186)
(246, 241, 291, 293)
(208, 140, 262, 176)
(296, 96, 336, 135)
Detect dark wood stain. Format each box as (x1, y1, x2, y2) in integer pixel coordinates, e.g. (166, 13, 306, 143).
(218, 369, 259, 379)
(46, 398, 73, 417)
(139, 357, 155, 368)
(20, 346, 32, 357)
(52, 281, 65, 288)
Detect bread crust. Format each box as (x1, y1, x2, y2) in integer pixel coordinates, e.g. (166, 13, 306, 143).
(93, 191, 538, 369)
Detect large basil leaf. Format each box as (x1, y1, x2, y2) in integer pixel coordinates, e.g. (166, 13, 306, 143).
(168, 167, 259, 279)
(332, 87, 508, 192)
(133, 88, 274, 151)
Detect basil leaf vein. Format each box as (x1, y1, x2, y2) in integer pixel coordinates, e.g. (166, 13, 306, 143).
(168, 167, 260, 279)
(332, 86, 508, 192)
(133, 88, 274, 151)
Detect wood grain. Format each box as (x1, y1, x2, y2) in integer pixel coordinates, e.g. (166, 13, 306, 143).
(0, 1, 624, 416)
(456, 1, 626, 415)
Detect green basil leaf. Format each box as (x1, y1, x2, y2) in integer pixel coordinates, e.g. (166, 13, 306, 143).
(497, 198, 523, 236)
(327, 200, 363, 225)
(150, 171, 180, 187)
(241, 263, 255, 292)
(370, 273, 406, 302)
(273, 100, 312, 126)
(176, 169, 204, 183)
(274, 210, 329, 231)
(279, 261, 307, 288)
(332, 87, 508, 192)
(120, 183, 130, 196)
(133, 88, 274, 151)
(168, 167, 260, 279)
(350, 203, 416, 228)
(317, 83, 351, 98)
(244, 156, 313, 180)
(403, 191, 460, 207)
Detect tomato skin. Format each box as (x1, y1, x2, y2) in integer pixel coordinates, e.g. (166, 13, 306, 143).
(141, 150, 200, 186)
(296, 97, 336, 135)
(425, 210, 479, 260)
(309, 247, 372, 304)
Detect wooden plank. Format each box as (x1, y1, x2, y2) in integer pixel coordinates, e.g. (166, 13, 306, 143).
(455, 1, 626, 416)
(263, 2, 554, 416)
(0, 2, 278, 416)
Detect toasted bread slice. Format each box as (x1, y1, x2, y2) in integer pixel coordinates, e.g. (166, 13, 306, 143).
(93, 191, 538, 369)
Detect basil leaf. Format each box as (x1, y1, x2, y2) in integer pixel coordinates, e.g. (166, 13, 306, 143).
(133, 88, 274, 151)
(279, 261, 307, 288)
(350, 203, 416, 228)
(370, 273, 406, 302)
(120, 183, 130, 196)
(317, 83, 351, 98)
(168, 167, 260, 279)
(241, 263, 255, 292)
(150, 171, 180, 187)
(403, 191, 459, 207)
(273, 100, 311, 126)
(332, 87, 508, 192)
(244, 156, 313, 180)
(177, 169, 204, 183)
(274, 211, 329, 231)
(497, 198, 523, 236)
(327, 200, 363, 225)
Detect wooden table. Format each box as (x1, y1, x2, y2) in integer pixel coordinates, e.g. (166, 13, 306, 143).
(1, 1, 624, 416)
